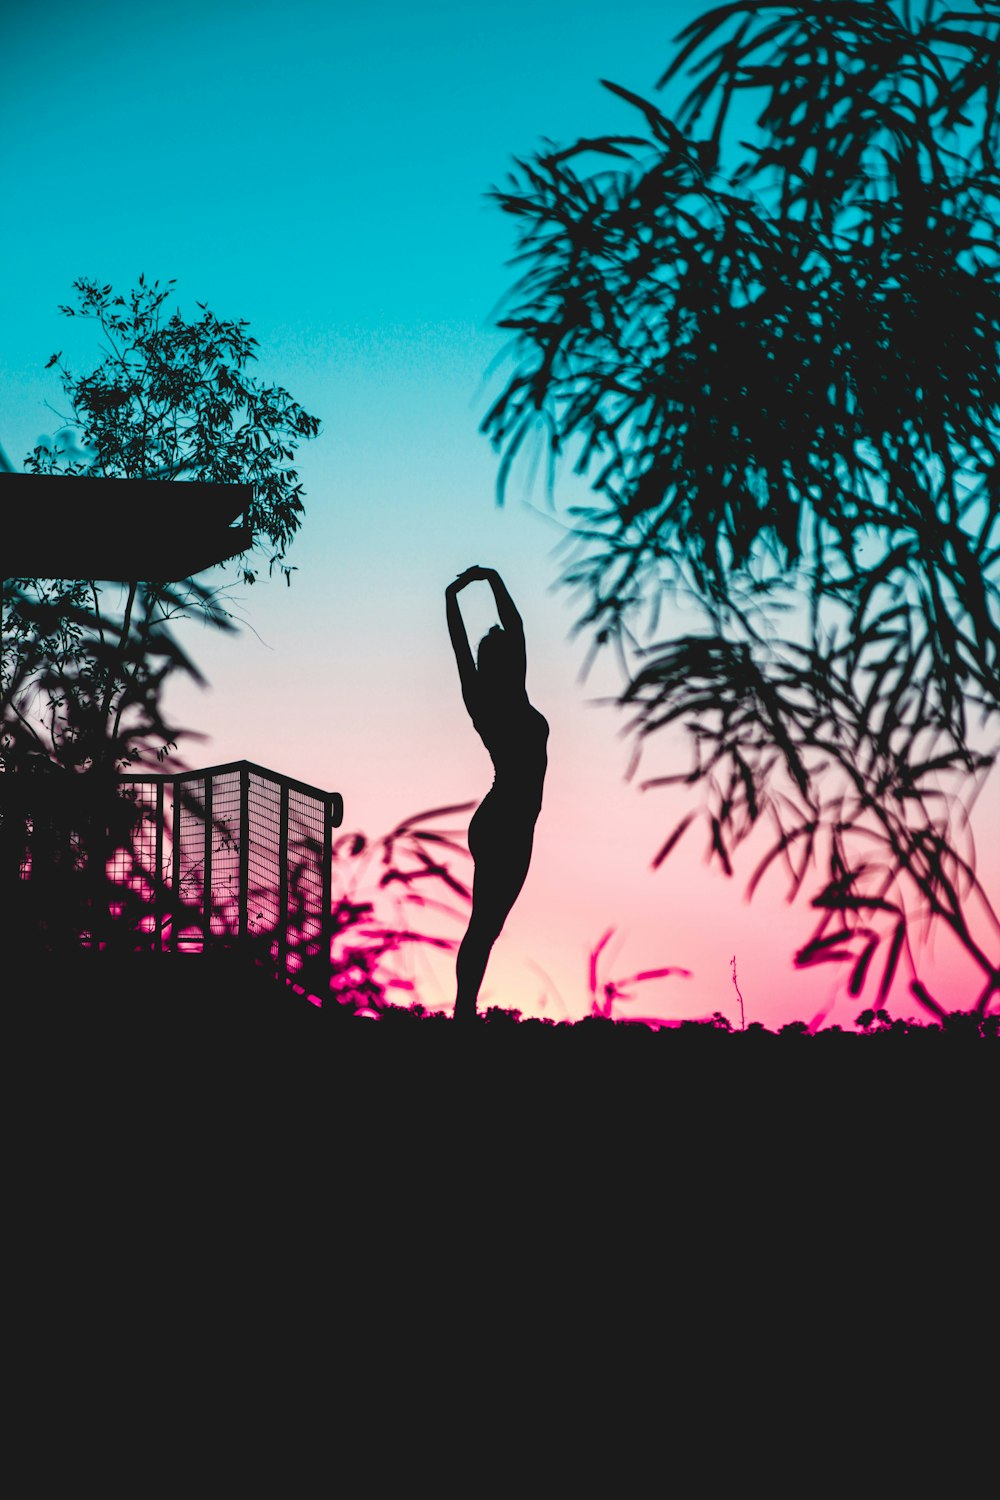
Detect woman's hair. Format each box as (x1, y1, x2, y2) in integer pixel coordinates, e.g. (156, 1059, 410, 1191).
(477, 625, 517, 679)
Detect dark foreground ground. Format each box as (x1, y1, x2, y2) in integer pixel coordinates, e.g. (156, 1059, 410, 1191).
(16, 950, 994, 1238)
(19, 949, 994, 1104)
(23, 949, 997, 1042)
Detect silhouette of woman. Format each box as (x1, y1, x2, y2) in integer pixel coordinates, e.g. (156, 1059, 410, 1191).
(446, 565, 549, 1022)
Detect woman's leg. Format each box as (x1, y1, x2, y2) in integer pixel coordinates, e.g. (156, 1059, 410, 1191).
(454, 919, 495, 1022)
(455, 803, 533, 1021)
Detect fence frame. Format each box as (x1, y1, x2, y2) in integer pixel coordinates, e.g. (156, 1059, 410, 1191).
(10, 759, 344, 996)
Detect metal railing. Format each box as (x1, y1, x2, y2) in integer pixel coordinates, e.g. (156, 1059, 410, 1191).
(9, 760, 345, 992)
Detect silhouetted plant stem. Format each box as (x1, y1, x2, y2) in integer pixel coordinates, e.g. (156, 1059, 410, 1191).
(731, 954, 745, 1030)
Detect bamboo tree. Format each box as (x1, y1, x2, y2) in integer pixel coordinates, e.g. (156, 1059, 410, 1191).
(485, 1, 1000, 1010)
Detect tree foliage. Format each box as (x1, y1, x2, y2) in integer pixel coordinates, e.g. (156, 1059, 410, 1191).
(484, 1, 1000, 1011)
(1, 570, 227, 776)
(31, 275, 320, 584)
(3, 275, 320, 775)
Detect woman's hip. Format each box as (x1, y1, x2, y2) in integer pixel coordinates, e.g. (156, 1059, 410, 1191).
(469, 792, 537, 860)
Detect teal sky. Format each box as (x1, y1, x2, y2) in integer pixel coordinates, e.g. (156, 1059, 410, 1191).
(4, 0, 997, 1024)
(3, 0, 699, 405)
(2, 0, 712, 583)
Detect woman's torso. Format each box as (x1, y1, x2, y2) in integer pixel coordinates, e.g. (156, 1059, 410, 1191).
(473, 699, 549, 816)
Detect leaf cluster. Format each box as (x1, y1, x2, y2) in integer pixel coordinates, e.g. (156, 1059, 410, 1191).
(2, 573, 232, 775)
(322, 799, 475, 1011)
(623, 627, 998, 1010)
(5, 276, 320, 779)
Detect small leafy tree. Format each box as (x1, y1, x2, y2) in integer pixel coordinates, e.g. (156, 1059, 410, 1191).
(3, 275, 320, 775)
(33, 274, 319, 582)
(484, 2, 1000, 1011)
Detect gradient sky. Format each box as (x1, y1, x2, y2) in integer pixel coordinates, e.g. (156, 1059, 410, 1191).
(4, 0, 997, 1026)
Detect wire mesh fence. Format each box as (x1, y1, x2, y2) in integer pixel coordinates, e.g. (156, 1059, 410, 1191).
(6, 760, 344, 997)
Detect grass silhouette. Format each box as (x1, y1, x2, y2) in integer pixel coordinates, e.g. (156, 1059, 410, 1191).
(24, 940, 997, 1042)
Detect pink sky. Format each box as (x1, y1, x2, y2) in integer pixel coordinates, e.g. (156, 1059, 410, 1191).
(162, 533, 1000, 1031)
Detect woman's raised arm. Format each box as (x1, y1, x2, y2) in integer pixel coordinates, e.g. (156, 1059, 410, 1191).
(445, 574, 477, 709)
(453, 564, 525, 639)
(480, 568, 524, 641)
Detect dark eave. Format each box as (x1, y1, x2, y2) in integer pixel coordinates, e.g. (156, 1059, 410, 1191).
(1, 473, 254, 582)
